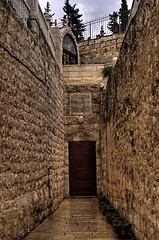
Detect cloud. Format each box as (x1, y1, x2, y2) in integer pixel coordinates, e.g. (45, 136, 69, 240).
(75, 0, 121, 21)
(39, 0, 133, 22)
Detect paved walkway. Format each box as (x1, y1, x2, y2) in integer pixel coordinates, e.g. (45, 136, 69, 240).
(24, 197, 120, 240)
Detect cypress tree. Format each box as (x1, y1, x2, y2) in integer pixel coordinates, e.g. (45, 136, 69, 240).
(107, 11, 119, 33)
(119, 0, 129, 32)
(62, 0, 85, 41)
(44, 1, 55, 26)
(100, 25, 105, 37)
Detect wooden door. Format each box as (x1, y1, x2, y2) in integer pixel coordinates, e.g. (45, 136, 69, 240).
(69, 141, 96, 196)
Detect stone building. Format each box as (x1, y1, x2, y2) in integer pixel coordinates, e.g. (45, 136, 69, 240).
(0, 0, 158, 240)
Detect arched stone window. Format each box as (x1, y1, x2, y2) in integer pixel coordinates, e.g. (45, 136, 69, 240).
(62, 34, 78, 65)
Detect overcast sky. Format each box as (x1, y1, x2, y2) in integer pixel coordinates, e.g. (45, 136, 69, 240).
(39, 0, 133, 22)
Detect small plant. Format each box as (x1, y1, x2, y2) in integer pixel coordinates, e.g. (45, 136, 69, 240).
(107, 211, 120, 219)
(105, 204, 116, 212)
(106, 211, 120, 224)
(113, 219, 132, 228)
(99, 198, 112, 210)
(101, 66, 113, 78)
(113, 219, 132, 238)
(98, 197, 114, 215)
(98, 196, 133, 238)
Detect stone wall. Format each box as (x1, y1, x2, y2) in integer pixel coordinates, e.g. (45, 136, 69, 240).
(78, 33, 124, 64)
(63, 64, 105, 84)
(63, 64, 105, 196)
(102, 0, 159, 239)
(0, 1, 65, 239)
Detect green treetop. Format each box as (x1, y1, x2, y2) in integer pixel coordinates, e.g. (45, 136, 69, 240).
(107, 11, 119, 33)
(119, 0, 129, 31)
(62, 0, 85, 41)
(44, 1, 55, 26)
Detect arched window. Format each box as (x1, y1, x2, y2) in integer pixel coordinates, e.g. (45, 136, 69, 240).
(62, 34, 78, 65)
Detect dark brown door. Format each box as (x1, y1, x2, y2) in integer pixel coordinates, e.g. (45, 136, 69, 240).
(69, 141, 96, 196)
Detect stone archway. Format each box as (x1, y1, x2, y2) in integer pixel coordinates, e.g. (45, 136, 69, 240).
(62, 34, 78, 65)
(60, 27, 80, 65)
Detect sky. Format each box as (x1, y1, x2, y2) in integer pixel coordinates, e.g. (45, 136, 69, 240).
(38, 0, 133, 22)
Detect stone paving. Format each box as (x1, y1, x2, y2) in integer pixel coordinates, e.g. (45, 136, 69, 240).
(24, 197, 120, 240)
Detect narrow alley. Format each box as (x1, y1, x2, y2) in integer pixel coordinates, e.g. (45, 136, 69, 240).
(24, 198, 123, 240)
(1, 1, 158, 240)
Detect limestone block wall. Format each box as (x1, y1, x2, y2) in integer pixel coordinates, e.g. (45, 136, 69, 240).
(102, 0, 159, 239)
(78, 33, 124, 64)
(63, 64, 105, 84)
(63, 64, 105, 196)
(0, 1, 64, 239)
